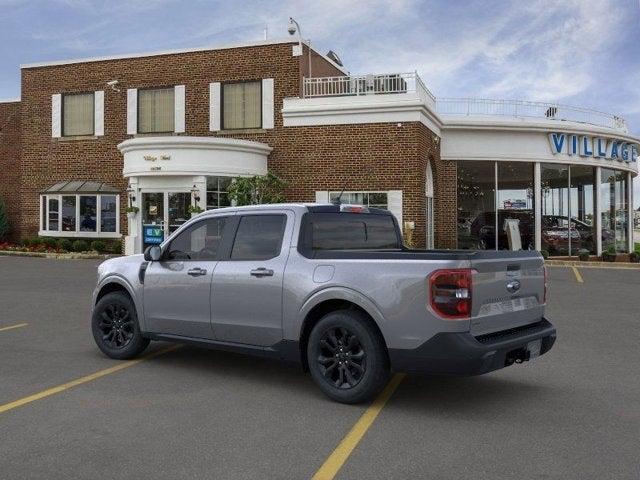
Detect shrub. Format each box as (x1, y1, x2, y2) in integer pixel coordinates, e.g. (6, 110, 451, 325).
(0, 197, 9, 241)
(41, 237, 58, 249)
(29, 237, 42, 247)
(72, 239, 89, 252)
(21, 238, 31, 247)
(108, 241, 122, 254)
(577, 249, 590, 261)
(540, 249, 549, 260)
(58, 238, 73, 251)
(630, 251, 640, 263)
(90, 240, 106, 252)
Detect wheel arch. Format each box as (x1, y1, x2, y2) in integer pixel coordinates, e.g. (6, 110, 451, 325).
(297, 288, 388, 371)
(94, 276, 146, 331)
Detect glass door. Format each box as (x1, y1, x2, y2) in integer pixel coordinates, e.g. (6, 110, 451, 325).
(142, 193, 165, 249)
(168, 192, 191, 235)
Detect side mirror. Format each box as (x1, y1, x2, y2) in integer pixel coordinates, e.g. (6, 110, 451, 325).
(143, 245, 162, 262)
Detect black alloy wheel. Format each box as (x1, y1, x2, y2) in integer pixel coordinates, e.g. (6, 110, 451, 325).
(317, 326, 366, 389)
(98, 302, 135, 349)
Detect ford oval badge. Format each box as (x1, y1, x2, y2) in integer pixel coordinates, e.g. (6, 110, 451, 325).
(506, 279, 521, 293)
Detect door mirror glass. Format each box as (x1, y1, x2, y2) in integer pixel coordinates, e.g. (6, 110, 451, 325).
(144, 245, 162, 262)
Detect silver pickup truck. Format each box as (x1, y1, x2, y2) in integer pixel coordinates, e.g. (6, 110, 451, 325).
(91, 203, 556, 403)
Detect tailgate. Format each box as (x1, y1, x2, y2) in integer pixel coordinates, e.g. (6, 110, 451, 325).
(470, 250, 545, 336)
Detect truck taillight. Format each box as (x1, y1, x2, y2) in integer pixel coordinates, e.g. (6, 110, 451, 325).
(543, 266, 548, 304)
(429, 269, 474, 320)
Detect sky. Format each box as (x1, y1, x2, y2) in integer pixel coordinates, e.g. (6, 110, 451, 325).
(1, 0, 639, 201)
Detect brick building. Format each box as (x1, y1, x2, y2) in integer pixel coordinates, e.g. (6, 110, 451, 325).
(1, 38, 638, 256)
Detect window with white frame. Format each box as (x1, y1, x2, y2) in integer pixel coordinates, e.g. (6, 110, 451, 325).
(40, 193, 120, 237)
(206, 176, 232, 210)
(222, 81, 262, 130)
(63, 92, 95, 136)
(138, 87, 175, 133)
(328, 192, 389, 209)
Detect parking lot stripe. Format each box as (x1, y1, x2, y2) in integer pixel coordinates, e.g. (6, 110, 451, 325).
(311, 373, 406, 480)
(571, 266, 584, 283)
(0, 323, 28, 333)
(0, 344, 181, 415)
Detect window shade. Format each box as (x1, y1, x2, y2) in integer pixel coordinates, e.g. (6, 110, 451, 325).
(63, 93, 94, 136)
(223, 82, 261, 129)
(138, 88, 175, 133)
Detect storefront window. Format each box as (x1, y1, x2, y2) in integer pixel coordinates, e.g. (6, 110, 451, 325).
(206, 176, 232, 210)
(80, 196, 97, 232)
(569, 166, 596, 254)
(328, 192, 389, 209)
(541, 164, 570, 255)
(40, 193, 119, 237)
(61, 196, 76, 232)
(497, 163, 534, 250)
(457, 161, 495, 249)
(48, 197, 59, 231)
(100, 196, 117, 233)
(601, 168, 628, 253)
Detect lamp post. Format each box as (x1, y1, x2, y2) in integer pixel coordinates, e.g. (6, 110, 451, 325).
(288, 17, 312, 79)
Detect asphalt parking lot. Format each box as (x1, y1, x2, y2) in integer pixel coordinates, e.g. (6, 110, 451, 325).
(0, 257, 639, 480)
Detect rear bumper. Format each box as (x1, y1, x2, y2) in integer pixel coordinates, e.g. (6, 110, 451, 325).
(388, 318, 556, 376)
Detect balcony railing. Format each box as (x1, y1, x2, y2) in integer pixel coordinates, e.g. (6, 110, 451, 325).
(436, 97, 628, 132)
(302, 72, 436, 106)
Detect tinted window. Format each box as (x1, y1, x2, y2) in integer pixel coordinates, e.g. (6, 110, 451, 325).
(167, 217, 227, 261)
(310, 213, 400, 250)
(231, 215, 286, 260)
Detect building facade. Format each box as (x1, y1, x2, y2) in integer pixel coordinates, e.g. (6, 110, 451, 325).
(0, 39, 638, 256)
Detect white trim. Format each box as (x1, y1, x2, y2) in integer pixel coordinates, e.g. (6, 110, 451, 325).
(534, 162, 542, 251)
(94, 90, 104, 136)
(209, 82, 221, 131)
(315, 191, 329, 203)
(262, 78, 275, 129)
(174, 85, 186, 133)
(0, 98, 20, 103)
(20, 38, 348, 74)
(387, 190, 403, 233)
(595, 167, 602, 256)
(628, 171, 633, 253)
(127, 88, 137, 135)
(51, 94, 62, 138)
(38, 231, 122, 239)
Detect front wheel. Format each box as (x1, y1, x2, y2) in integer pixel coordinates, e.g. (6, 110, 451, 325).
(92, 291, 150, 360)
(307, 310, 390, 404)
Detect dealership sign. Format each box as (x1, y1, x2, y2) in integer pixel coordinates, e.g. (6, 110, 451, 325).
(548, 133, 638, 163)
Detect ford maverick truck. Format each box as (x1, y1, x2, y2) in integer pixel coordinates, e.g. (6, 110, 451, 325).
(91, 203, 556, 403)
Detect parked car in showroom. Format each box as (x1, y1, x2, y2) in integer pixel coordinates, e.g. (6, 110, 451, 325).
(91, 203, 555, 403)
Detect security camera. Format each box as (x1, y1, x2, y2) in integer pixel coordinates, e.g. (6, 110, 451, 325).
(287, 18, 297, 35)
(106, 80, 120, 92)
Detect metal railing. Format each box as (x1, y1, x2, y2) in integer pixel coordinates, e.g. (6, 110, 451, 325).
(436, 97, 628, 132)
(303, 72, 436, 105)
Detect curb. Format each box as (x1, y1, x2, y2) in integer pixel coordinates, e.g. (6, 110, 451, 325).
(0, 250, 119, 260)
(545, 260, 640, 269)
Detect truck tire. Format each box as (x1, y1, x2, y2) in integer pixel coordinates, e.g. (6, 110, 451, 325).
(307, 310, 390, 404)
(92, 291, 150, 360)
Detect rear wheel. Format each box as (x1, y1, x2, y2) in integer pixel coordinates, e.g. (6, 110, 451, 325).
(92, 291, 150, 360)
(307, 310, 389, 404)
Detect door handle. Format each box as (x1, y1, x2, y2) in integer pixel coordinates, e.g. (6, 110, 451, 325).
(250, 268, 274, 277)
(187, 267, 207, 277)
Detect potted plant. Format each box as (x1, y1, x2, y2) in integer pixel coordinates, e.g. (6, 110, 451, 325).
(602, 245, 617, 262)
(577, 249, 590, 261)
(126, 206, 139, 219)
(187, 205, 204, 218)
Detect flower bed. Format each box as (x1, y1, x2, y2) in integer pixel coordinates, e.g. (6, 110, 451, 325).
(0, 238, 122, 255)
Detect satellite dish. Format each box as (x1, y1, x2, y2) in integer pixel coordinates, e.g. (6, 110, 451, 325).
(326, 50, 343, 67)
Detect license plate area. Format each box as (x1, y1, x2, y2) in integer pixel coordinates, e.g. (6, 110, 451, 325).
(505, 338, 542, 366)
(527, 339, 542, 359)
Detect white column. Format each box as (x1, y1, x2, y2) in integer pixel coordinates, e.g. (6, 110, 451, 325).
(94, 90, 104, 136)
(126, 89, 138, 135)
(628, 171, 633, 253)
(595, 167, 602, 256)
(124, 177, 140, 256)
(534, 162, 541, 251)
(51, 94, 62, 138)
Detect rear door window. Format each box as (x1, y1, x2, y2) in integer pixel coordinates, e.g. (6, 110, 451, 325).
(310, 213, 400, 250)
(231, 215, 287, 260)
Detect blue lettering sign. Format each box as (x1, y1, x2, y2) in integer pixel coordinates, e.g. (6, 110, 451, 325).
(595, 138, 607, 157)
(580, 136, 593, 156)
(569, 135, 579, 155)
(620, 143, 629, 162)
(143, 225, 164, 244)
(632, 144, 638, 162)
(610, 141, 619, 160)
(548, 133, 565, 154)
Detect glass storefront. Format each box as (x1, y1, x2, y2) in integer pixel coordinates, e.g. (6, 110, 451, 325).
(601, 168, 629, 253)
(458, 161, 632, 255)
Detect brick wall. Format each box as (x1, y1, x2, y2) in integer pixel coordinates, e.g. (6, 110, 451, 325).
(0, 101, 21, 240)
(15, 41, 452, 249)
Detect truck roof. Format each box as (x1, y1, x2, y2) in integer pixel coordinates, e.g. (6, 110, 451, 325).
(194, 203, 394, 216)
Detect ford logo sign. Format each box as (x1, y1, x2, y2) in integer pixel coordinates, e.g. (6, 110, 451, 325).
(506, 279, 521, 293)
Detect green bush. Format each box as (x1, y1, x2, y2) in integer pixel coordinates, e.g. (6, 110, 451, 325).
(630, 251, 640, 263)
(108, 241, 122, 254)
(72, 239, 89, 252)
(0, 197, 9, 241)
(41, 237, 58, 249)
(90, 240, 106, 252)
(58, 238, 73, 251)
(21, 238, 31, 247)
(577, 249, 590, 261)
(539, 249, 549, 260)
(29, 237, 42, 247)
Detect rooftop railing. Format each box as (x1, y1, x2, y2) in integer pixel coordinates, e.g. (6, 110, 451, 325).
(436, 97, 628, 132)
(302, 72, 436, 107)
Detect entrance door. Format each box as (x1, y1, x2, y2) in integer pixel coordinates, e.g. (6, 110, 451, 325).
(143, 215, 231, 339)
(141, 192, 191, 251)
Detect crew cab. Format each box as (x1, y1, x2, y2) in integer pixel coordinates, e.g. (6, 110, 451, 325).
(91, 203, 556, 403)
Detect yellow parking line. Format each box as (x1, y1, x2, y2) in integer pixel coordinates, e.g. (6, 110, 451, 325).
(571, 266, 584, 283)
(0, 344, 181, 415)
(0, 323, 28, 333)
(312, 373, 406, 480)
